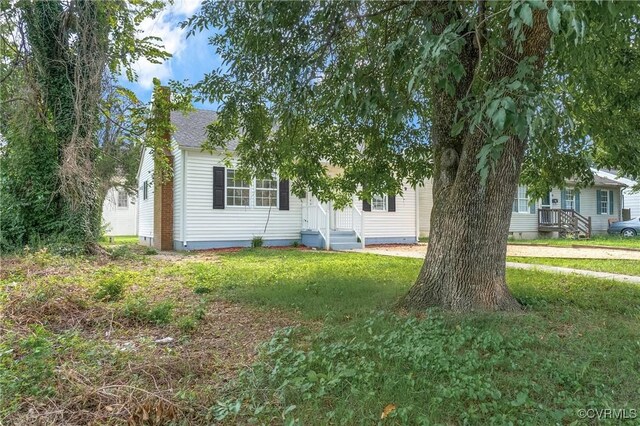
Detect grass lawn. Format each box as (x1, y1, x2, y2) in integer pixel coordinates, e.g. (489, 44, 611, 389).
(508, 234, 640, 249)
(509, 256, 640, 276)
(2, 245, 639, 424)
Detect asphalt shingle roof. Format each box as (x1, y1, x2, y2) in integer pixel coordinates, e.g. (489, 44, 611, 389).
(171, 109, 239, 150)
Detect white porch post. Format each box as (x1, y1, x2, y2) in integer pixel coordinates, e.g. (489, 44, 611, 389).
(325, 201, 332, 250)
(360, 204, 365, 248)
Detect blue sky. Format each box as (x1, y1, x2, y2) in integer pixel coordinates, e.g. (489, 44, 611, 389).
(121, 0, 219, 110)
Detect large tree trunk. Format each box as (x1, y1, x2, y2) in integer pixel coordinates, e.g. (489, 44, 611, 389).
(403, 8, 552, 311)
(403, 135, 526, 311)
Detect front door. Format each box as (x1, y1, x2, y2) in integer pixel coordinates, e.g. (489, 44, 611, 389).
(541, 192, 552, 209)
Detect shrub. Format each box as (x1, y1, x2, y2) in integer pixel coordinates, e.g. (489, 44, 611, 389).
(122, 298, 173, 325)
(251, 236, 263, 248)
(94, 276, 125, 302)
(109, 245, 135, 259)
(143, 247, 158, 256)
(291, 241, 300, 248)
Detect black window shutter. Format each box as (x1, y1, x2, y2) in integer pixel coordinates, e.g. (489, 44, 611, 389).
(363, 199, 371, 212)
(279, 179, 290, 210)
(213, 166, 225, 209)
(388, 194, 396, 212)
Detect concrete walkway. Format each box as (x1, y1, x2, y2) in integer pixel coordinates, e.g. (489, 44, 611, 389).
(358, 243, 640, 260)
(353, 246, 640, 285)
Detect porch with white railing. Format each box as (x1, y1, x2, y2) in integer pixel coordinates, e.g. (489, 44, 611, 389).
(301, 195, 365, 250)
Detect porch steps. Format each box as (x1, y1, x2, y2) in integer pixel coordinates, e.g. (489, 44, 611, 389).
(330, 230, 362, 251)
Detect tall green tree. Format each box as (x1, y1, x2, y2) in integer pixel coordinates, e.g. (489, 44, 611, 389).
(188, 0, 640, 310)
(0, 0, 170, 251)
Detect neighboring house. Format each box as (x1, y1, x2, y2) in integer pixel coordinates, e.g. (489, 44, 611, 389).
(418, 175, 625, 239)
(102, 187, 137, 236)
(137, 109, 418, 251)
(594, 169, 640, 218)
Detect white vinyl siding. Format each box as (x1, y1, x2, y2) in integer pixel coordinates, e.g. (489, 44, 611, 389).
(183, 150, 302, 242)
(418, 179, 433, 238)
(102, 187, 137, 236)
(137, 147, 155, 239)
(364, 186, 416, 240)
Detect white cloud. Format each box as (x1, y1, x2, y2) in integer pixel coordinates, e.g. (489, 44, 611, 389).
(131, 0, 201, 89)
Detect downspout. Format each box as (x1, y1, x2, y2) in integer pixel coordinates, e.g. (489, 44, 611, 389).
(415, 184, 420, 243)
(182, 149, 187, 247)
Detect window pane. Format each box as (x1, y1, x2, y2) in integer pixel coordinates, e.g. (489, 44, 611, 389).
(117, 190, 128, 208)
(372, 195, 386, 211)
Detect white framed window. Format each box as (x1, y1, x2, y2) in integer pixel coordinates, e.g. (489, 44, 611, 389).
(226, 169, 251, 206)
(255, 176, 278, 207)
(564, 189, 575, 210)
(599, 190, 609, 214)
(117, 190, 128, 208)
(371, 194, 387, 212)
(512, 185, 531, 213)
(142, 181, 148, 200)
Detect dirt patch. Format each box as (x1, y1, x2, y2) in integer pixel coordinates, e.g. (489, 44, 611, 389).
(1, 253, 302, 425)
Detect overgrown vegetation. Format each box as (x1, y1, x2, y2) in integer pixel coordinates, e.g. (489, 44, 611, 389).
(1, 246, 638, 424)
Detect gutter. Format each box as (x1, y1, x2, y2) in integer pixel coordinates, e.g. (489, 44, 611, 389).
(182, 148, 187, 247)
(414, 184, 420, 242)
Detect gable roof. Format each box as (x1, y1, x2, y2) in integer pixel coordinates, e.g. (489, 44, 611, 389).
(171, 109, 239, 150)
(566, 174, 626, 188)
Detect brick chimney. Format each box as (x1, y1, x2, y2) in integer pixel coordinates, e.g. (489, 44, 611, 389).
(152, 86, 174, 251)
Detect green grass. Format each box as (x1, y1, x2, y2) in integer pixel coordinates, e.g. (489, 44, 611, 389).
(2, 247, 639, 424)
(99, 235, 139, 245)
(508, 234, 640, 249)
(166, 250, 415, 321)
(509, 257, 640, 276)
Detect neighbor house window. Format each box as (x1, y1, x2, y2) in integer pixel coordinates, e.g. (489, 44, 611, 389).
(371, 194, 387, 212)
(255, 176, 278, 207)
(564, 189, 575, 210)
(512, 186, 530, 213)
(142, 181, 148, 200)
(117, 190, 128, 208)
(599, 190, 609, 214)
(226, 169, 250, 206)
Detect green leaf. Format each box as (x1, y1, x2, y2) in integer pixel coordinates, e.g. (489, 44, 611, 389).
(494, 135, 510, 145)
(492, 108, 507, 131)
(519, 3, 533, 27)
(527, 0, 547, 10)
(547, 7, 560, 33)
(450, 119, 465, 137)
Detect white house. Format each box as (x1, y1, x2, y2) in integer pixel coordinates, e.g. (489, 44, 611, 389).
(418, 175, 625, 239)
(102, 187, 137, 236)
(594, 169, 639, 218)
(137, 109, 418, 251)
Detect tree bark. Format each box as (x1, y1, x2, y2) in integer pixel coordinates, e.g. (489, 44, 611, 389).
(403, 9, 552, 311)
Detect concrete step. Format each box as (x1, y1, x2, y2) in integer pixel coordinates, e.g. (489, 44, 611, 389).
(331, 235, 358, 243)
(330, 241, 363, 251)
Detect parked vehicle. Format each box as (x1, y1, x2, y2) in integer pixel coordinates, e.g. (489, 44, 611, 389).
(608, 217, 640, 237)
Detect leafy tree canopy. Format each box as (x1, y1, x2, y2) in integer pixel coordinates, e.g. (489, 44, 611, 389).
(187, 0, 640, 203)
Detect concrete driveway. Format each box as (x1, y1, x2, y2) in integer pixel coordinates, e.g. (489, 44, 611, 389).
(356, 243, 640, 260)
(351, 244, 640, 284)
